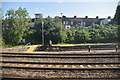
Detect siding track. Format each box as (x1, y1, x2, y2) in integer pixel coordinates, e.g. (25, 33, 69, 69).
(2, 52, 120, 79)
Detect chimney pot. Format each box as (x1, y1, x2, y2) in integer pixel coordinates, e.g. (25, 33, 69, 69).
(74, 15, 76, 18)
(96, 16, 99, 19)
(85, 16, 88, 18)
(62, 16, 66, 18)
(108, 16, 111, 19)
(35, 13, 42, 19)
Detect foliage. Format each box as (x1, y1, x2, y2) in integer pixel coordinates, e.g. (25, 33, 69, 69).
(74, 28, 90, 43)
(65, 25, 118, 43)
(2, 7, 118, 46)
(2, 7, 32, 46)
(118, 25, 120, 43)
(0, 38, 5, 47)
(30, 16, 67, 44)
(65, 30, 76, 43)
(110, 5, 120, 25)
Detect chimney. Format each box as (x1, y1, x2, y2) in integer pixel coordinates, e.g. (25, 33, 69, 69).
(74, 15, 76, 18)
(35, 13, 42, 19)
(107, 16, 111, 19)
(96, 16, 99, 19)
(62, 15, 66, 18)
(85, 16, 88, 18)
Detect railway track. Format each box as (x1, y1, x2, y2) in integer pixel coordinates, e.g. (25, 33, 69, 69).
(2, 51, 119, 54)
(2, 55, 120, 58)
(2, 52, 120, 58)
(2, 57, 119, 63)
(2, 52, 120, 57)
(2, 52, 120, 79)
(35, 44, 120, 52)
(2, 61, 120, 64)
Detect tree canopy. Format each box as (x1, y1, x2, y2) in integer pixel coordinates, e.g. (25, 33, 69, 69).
(2, 7, 32, 46)
(29, 16, 67, 44)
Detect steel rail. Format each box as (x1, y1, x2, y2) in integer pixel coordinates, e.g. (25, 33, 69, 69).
(2, 61, 120, 65)
(1, 52, 120, 55)
(2, 66, 120, 70)
(1, 55, 120, 58)
(2, 77, 120, 80)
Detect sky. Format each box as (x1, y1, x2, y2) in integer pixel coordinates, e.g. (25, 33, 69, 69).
(2, 1, 119, 18)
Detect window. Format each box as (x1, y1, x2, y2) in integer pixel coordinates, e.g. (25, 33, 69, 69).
(66, 21, 68, 25)
(92, 22, 95, 25)
(83, 22, 86, 26)
(81, 22, 83, 26)
(63, 21, 65, 24)
(71, 21, 73, 25)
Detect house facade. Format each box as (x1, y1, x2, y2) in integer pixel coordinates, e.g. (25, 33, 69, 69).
(60, 16, 111, 29)
(31, 14, 111, 29)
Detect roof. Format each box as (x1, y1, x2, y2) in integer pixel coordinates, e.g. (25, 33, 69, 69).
(62, 17, 101, 22)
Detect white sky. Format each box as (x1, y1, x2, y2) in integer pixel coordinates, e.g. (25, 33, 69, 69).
(1, 0, 120, 2)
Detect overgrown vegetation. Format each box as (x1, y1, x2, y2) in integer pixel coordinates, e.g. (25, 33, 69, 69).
(65, 25, 118, 44)
(2, 7, 119, 47)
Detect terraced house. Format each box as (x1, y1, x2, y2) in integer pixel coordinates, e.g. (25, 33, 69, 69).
(59, 15, 111, 29)
(32, 14, 111, 29)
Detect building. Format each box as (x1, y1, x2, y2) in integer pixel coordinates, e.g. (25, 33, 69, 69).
(59, 16, 111, 29)
(31, 14, 111, 29)
(30, 13, 43, 27)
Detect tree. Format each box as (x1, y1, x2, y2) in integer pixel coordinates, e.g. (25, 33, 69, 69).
(54, 16, 67, 43)
(31, 16, 67, 44)
(74, 28, 90, 43)
(109, 1, 120, 43)
(2, 7, 31, 46)
(89, 25, 118, 43)
(44, 16, 67, 44)
(65, 30, 76, 43)
(113, 4, 120, 25)
(118, 25, 120, 43)
(0, 8, 4, 47)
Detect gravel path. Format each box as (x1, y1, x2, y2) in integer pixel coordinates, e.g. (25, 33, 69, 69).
(2, 51, 120, 79)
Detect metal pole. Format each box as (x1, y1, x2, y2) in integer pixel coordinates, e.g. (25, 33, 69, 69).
(61, 13, 63, 43)
(116, 46, 118, 52)
(88, 45, 91, 52)
(42, 21, 44, 45)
